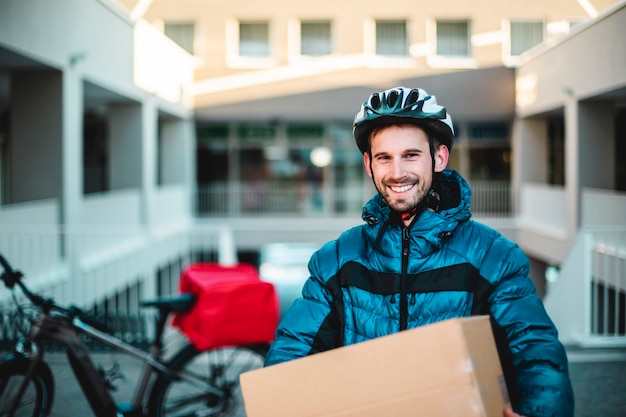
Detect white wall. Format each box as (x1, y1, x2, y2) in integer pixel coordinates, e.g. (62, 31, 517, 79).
(511, 118, 548, 214)
(516, 4, 626, 118)
(581, 188, 626, 227)
(0, 0, 138, 97)
(543, 233, 589, 344)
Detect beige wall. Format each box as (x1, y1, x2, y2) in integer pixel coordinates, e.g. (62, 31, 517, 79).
(113, 0, 620, 117)
(130, 0, 618, 80)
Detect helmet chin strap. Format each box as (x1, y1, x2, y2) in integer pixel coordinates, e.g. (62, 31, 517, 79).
(401, 205, 420, 221)
(400, 189, 440, 221)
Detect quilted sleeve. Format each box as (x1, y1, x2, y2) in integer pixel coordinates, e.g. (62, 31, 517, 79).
(486, 237, 574, 417)
(264, 241, 340, 367)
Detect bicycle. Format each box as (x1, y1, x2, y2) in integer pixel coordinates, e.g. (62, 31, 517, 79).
(0, 254, 269, 417)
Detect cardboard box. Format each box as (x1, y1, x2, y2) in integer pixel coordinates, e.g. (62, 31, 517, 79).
(240, 315, 510, 417)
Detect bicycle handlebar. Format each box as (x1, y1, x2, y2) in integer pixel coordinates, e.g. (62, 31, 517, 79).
(0, 253, 20, 287)
(1, 254, 191, 336)
(0, 253, 115, 333)
(0, 253, 57, 309)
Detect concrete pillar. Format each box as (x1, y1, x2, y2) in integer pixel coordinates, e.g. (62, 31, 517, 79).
(141, 99, 157, 225)
(0, 109, 5, 205)
(511, 117, 548, 214)
(181, 118, 196, 216)
(564, 98, 580, 237)
(62, 68, 84, 304)
(457, 138, 470, 181)
(218, 227, 237, 265)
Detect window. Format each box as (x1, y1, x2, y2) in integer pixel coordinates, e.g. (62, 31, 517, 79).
(237, 123, 276, 143)
(468, 122, 509, 141)
(510, 21, 544, 56)
(301, 21, 332, 56)
(287, 123, 325, 140)
(164, 22, 195, 55)
(436, 20, 470, 57)
(197, 123, 229, 143)
(195, 121, 371, 216)
(469, 148, 511, 181)
(375, 20, 408, 56)
(239, 22, 270, 57)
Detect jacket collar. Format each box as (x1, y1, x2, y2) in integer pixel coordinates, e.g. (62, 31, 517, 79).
(361, 169, 472, 258)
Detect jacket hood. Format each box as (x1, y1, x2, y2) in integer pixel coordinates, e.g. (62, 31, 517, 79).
(360, 169, 472, 260)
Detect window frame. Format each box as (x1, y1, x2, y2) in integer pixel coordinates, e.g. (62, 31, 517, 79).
(503, 19, 545, 66)
(299, 20, 334, 57)
(226, 19, 275, 68)
(509, 19, 545, 56)
(427, 18, 476, 69)
(374, 19, 409, 57)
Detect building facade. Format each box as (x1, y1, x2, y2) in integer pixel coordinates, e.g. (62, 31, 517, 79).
(0, 0, 211, 331)
(0, 0, 624, 346)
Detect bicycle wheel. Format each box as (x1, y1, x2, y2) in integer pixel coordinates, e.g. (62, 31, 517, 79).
(148, 343, 268, 417)
(0, 355, 54, 417)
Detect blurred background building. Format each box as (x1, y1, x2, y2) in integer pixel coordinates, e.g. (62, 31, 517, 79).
(0, 0, 624, 349)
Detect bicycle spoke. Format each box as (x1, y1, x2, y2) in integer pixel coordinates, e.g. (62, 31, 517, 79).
(0, 375, 40, 417)
(161, 392, 220, 415)
(149, 344, 266, 417)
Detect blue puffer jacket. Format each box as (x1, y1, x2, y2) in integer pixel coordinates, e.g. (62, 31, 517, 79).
(265, 169, 574, 417)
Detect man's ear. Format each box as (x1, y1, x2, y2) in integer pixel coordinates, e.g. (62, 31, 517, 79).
(434, 144, 449, 173)
(363, 152, 373, 178)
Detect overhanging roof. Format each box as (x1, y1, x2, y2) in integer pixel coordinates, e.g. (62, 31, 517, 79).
(193, 66, 516, 123)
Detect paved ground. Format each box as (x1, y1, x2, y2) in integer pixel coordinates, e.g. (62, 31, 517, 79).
(566, 347, 626, 417)
(2, 346, 626, 416)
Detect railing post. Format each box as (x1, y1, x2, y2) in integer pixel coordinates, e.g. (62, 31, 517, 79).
(582, 231, 593, 339)
(218, 227, 237, 266)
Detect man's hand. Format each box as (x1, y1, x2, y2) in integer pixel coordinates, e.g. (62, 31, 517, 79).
(503, 408, 526, 417)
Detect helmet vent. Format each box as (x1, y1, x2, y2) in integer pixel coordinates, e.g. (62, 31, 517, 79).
(353, 86, 455, 154)
(387, 90, 399, 107)
(407, 89, 419, 105)
(370, 93, 381, 110)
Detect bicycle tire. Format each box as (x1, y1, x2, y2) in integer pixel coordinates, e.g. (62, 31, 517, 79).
(148, 343, 268, 417)
(0, 355, 55, 417)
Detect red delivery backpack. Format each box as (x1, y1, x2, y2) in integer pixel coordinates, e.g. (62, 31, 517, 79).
(172, 262, 280, 351)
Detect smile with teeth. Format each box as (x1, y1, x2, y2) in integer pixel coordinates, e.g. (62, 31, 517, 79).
(390, 184, 414, 193)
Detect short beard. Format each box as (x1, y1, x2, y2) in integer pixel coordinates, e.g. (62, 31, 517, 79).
(371, 173, 430, 214)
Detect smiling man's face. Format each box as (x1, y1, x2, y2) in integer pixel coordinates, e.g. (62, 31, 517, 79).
(364, 124, 448, 217)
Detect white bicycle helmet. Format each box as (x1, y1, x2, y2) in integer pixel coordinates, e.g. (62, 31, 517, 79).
(353, 87, 454, 154)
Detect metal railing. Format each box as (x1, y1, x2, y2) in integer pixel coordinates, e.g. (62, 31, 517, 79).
(196, 180, 512, 217)
(590, 230, 626, 338)
(0, 226, 228, 347)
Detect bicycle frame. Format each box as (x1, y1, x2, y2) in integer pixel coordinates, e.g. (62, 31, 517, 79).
(1, 254, 265, 417)
(7, 305, 223, 417)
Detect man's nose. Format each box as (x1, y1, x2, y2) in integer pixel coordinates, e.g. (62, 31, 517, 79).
(390, 159, 407, 179)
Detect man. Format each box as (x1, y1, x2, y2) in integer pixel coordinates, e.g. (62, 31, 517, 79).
(265, 87, 574, 417)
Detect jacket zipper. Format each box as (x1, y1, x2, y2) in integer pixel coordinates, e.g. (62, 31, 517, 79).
(400, 226, 410, 331)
